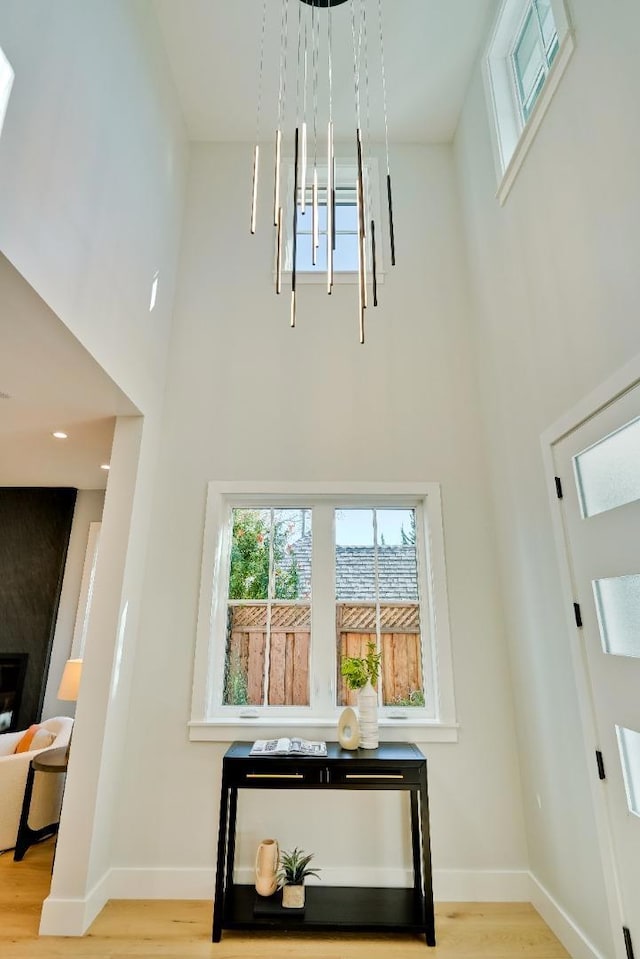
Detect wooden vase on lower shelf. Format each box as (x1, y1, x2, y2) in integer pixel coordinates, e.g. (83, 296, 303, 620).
(255, 839, 279, 897)
(282, 883, 305, 908)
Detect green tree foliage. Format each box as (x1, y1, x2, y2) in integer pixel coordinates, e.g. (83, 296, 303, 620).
(228, 510, 300, 600)
(400, 511, 417, 546)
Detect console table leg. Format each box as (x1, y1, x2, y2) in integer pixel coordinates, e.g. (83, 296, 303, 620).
(419, 779, 436, 946)
(410, 790, 422, 893)
(224, 787, 238, 902)
(212, 775, 230, 942)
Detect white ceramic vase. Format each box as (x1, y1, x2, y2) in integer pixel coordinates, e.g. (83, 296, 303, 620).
(337, 706, 360, 749)
(255, 838, 279, 896)
(357, 679, 379, 749)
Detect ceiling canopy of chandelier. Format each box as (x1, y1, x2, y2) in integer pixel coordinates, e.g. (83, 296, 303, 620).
(250, 0, 396, 344)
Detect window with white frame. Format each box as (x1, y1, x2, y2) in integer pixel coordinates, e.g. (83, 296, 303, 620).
(512, 0, 559, 122)
(282, 159, 381, 280)
(293, 185, 359, 273)
(190, 484, 457, 741)
(485, 0, 573, 201)
(0, 45, 15, 139)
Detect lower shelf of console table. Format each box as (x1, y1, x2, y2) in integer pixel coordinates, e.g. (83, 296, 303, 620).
(225, 884, 430, 933)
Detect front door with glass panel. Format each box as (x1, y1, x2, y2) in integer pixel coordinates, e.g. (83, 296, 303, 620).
(554, 383, 640, 952)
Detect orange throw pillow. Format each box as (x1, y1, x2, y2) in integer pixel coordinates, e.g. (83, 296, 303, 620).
(14, 724, 41, 754)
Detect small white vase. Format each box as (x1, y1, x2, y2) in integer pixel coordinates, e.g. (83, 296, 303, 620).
(255, 838, 279, 896)
(357, 679, 379, 749)
(338, 706, 360, 749)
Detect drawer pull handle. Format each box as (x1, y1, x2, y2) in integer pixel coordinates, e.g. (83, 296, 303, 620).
(245, 773, 305, 780)
(345, 774, 404, 780)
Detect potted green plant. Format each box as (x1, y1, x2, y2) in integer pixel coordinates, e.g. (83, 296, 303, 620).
(341, 640, 382, 691)
(277, 846, 320, 908)
(341, 641, 382, 748)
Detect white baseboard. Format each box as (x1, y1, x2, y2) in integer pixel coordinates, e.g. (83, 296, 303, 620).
(107, 865, 530, 902)
(434, 868, 530, 901)
(39, 870, 110, 937)
(529, 873, 608, 959)
(110, 866, 215, 900)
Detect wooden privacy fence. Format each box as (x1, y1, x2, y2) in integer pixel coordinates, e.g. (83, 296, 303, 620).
(225, 604, 310, 706)
(337, 604, 423, 707)
(225, 603, 423, 708)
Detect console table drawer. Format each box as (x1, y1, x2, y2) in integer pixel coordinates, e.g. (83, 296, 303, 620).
(227, 764, 323, 787)
(327, 765, 422, 786)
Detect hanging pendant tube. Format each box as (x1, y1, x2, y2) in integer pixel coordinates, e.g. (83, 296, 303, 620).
(273, 130, 282, 227)
(356, 183, 364, 343)
(356, 129, 367, 311)
(291, 127, 299, 326)
(276, 207, 283, 294)
(356, 131, 365, 344)
(312, 169, 319, 265)
(371, 219, 378, 307)
(251, 144, 259, 234)
(332, 168, 336, 251)
(327, 121, 333, 293)
(387, 173, 396, 266)
(301, 122, 307, 214)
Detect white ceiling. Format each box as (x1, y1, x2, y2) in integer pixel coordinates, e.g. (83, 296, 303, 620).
(0, 255, 138, 489)
(153, 0, 495, 143)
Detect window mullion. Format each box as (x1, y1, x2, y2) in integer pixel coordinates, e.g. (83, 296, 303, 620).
(262, 508, 275, 707)
(532, 0, 552, 70)
(311, 504, 335, 716)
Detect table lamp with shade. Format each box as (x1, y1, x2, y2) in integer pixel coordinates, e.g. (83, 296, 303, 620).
(57, 658, 82, 758)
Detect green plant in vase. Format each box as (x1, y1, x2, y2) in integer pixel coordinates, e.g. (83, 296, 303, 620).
(277, 847, 320, 908)
(341, 640, 382, 691)
(341, 640, 382, 748)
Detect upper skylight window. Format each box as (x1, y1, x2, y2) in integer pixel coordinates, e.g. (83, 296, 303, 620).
(485, 0, 573, 203)
(0, 45, 15, 138)
(512, 0, 559, 121)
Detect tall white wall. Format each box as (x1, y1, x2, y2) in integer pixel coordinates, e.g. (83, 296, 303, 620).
(454, 0, 640, 954)
(0, 0, 188, 934)
(0, 0, 185, 413)
(112, 142, 528, 897)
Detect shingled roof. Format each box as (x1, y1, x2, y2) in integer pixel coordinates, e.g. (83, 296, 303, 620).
(291, 534, 419, 602)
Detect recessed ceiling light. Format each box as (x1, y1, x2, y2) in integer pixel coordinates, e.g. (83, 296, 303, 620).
(52, 431, 68, 439)
(100, 464, 110, 471)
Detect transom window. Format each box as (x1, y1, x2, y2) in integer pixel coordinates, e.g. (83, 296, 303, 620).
(190, 484, 457, 742)
(511, 0, 559, 121)
(485, 0, 573, 200)
(283, 160, 381, 279)
(294, 187, 359, 273)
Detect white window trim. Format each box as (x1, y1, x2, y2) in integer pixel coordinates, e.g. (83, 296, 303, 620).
(275, 156, 385, 285)
(190, 482, 458, 743)
(484, 0, 574, 206)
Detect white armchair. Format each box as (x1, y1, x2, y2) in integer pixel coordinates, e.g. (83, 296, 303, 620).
(0, 716, 73, 852)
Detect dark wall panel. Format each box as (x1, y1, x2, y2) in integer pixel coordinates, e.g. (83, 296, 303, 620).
(0, 488, 76, 729)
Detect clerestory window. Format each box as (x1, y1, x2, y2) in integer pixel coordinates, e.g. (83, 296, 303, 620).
(485, 0, 573, 202)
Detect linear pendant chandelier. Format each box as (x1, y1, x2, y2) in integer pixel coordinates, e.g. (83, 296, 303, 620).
(250, 0, 396, 344)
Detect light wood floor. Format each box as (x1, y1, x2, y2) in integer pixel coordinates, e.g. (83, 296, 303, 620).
(1, 840, 570, 958)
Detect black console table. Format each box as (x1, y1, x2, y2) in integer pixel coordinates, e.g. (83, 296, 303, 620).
(212, 742, 435, 945)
